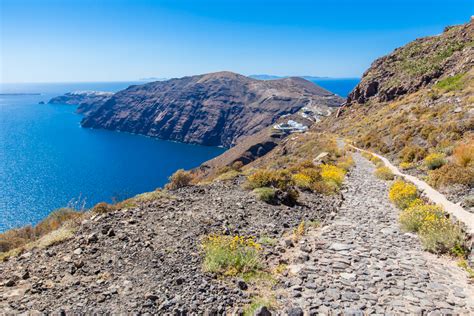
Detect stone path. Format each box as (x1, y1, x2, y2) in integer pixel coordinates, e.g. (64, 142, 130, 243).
(278, 153, 474, 315)
(350, 145, 474, 235)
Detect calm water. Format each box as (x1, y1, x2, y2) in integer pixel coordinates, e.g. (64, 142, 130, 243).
(309, 78, 359, 98)
(0, 79, 358, 232)
(0, 82, 226, 232)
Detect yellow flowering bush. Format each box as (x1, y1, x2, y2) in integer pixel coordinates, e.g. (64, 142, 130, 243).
(399, 162, 413, 170)
(320, 164, 346, 187)
(202, 234, 262, 276)
(374, 166, 395, 180)
(419, 216, 464, 254)
(389, 180, 418, 209)
(292, 173, 313, 190)
(423, 153, 446, 170)
(399, 204, 444, 232)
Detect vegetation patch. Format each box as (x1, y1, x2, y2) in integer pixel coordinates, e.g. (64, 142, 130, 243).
(320, 164, 346, 187)
(389, 180, 418, 209)
(423, 153, 446, 170)
(428, 163, 474, 188)
(201, 234, 262, 276)
(252, 187, 276, 204)
(165, 169, 194, 190)
(0, 208, 83, 255)
(399, 204, 444, 232)
(435, 73, 466, 92)
(419, 214, 465, 254)
(399, 162, 414, 170)
(453, 140, 474, 167)
(374, 166, 395, 180)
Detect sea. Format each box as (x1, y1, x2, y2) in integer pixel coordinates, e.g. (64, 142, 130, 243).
(0, 78, 359, 232)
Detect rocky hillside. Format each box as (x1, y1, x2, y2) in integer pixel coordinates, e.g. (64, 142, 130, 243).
(347, 20, 473, 104)
(73, 72, 342, 147)
(327, 19, 473, 206)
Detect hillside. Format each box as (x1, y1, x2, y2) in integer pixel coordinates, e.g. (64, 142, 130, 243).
(78, 71, 343, 147)
(327, 19, 473, 206)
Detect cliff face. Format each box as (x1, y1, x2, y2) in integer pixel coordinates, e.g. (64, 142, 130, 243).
(48, 91, 113, 115)
(347, 21, 473, 104)
(79, 72, 343, 147)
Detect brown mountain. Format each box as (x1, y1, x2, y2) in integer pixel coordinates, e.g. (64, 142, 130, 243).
(79, 71, 343, 147)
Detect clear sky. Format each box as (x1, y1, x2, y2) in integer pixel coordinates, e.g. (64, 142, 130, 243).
(1, 0, 472, 83)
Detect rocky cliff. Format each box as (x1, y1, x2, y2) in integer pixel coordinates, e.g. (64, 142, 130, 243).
(78, 72, 343, 147)
(347, 20, 473, 104)
(48, 91, 113, 115)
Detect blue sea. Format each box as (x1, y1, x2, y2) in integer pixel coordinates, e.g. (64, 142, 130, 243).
(0, 79, 358, 232)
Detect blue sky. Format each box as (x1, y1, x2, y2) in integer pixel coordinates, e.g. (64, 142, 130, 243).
(1, 0, 472, 83)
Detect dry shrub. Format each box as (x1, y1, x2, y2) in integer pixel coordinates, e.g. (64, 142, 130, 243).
(400, 145, 428, 163)
(337, 156, 355, 171)
(0, 208, 82, 254)
(165, 169, 193, 190)
(246, 169, 293, 190)
(375, 166, 395, 180)
(453, 140, 474, 167)
(312, 181, 339, 195)
(428, 163, 474, 188)
(231, 160, 244, 171)
(92, 202, 116, 214)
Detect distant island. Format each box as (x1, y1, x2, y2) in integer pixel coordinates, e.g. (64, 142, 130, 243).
(50, 72, 344, 148)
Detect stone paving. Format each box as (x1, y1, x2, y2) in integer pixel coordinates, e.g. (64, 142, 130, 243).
(278, 153, 474, 315)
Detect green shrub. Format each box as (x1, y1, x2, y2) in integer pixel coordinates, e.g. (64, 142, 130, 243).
(389, 180, 418, 209)
(202, 235, 262, 276)
(423, 153, 446, 170)
(253, 187, 276, 203)
(435, 73, 465, 92)
(375, 166, 395, 180)
(399, 204, 444, 232)
(165, 169, 193, 190)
